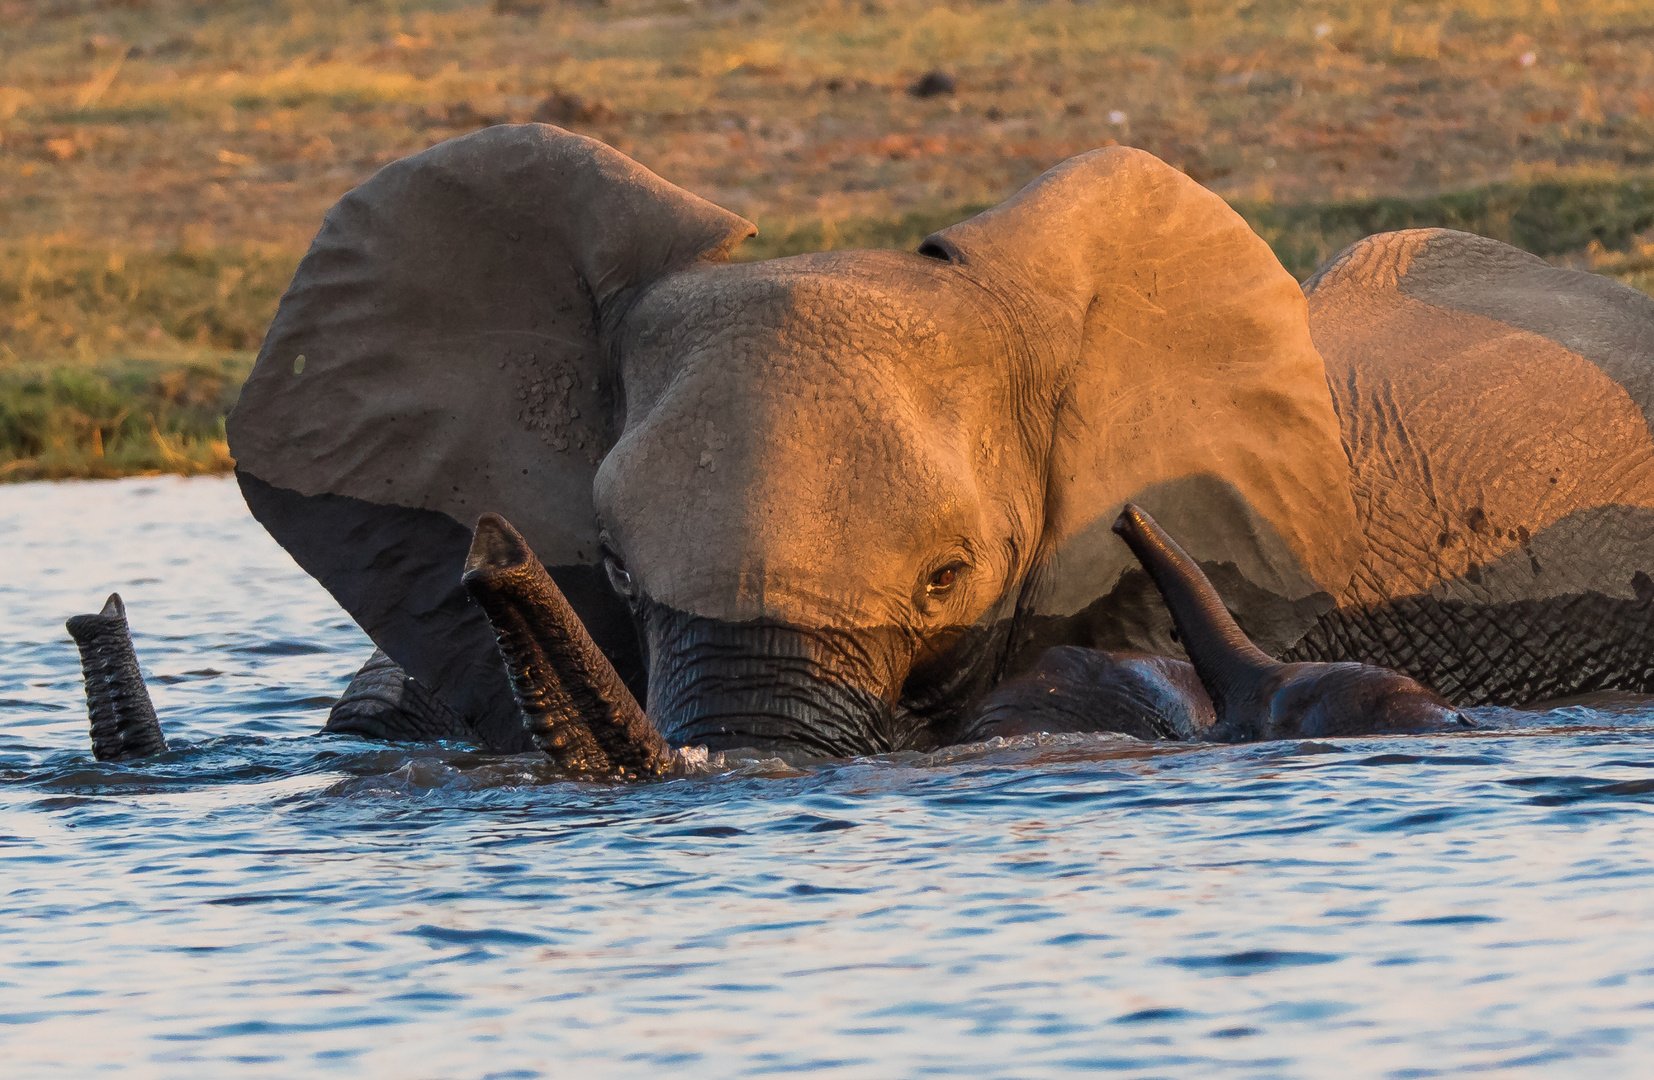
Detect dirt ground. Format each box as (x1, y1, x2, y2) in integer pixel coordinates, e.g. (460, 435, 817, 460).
(4, 0, 1654, 477)
(6, 0, 1654, 250)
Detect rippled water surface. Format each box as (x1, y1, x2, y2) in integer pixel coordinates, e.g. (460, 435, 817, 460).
(5, 478, 1654, 1077)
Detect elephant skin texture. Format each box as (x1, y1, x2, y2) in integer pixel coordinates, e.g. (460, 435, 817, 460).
(960, 646, 1214, 744)
(325, 648, 478, 744)
(65, 594, 168, 762)
(462, 513, 673, 777)
(226, 125, 1654, 756)
(1286, 228, 1654, 704)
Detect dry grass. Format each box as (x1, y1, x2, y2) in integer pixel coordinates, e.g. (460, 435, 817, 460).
(9, 0, 1654, 247)
(6, 0, 1654, 477)
(0, 242, 297, 366)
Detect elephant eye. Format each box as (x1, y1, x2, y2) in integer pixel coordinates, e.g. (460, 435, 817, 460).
(926, 562, 966, 596)
(604, 555, 635, 601)
(599, 533, 636, 602)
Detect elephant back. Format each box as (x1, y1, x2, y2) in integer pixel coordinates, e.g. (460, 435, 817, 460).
(1298, 228, 1654, 702)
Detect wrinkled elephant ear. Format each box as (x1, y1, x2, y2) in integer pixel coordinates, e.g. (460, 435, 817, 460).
(924, 147, 1361, 659)
(228, 124, 755, 749)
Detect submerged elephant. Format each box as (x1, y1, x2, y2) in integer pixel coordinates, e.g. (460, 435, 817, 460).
(222, 124, 1654, 759)
(1110, 503, 1471, 742)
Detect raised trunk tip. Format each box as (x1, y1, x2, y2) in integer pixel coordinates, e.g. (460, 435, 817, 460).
(1111, 503, 1276, 705)
(462, 513, 672, 778)
(66, 592, 168, 762)
(464, 512, 531, 577)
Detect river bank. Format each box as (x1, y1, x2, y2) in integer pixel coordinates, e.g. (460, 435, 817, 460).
(5, 176, 1652, 482)
(8, 0, 1654, 480)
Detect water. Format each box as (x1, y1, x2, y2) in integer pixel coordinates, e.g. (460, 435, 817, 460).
(3, 477, 1654, 1077)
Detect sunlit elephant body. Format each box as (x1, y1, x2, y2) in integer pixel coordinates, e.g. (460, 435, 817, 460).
(227, 125, 1654, 756)
(1281, 229, 1654, 703)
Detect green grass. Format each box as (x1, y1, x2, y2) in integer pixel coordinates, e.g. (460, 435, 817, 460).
(1237, 175, 1654, 279)
(0, 356, 249, 482)
(0, 243, 300, 367)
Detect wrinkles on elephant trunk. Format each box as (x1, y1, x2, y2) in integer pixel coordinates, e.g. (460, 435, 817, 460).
(640, 601, 909, 757)
(66, 593, 168, 762)
(462, 514, 673, 778)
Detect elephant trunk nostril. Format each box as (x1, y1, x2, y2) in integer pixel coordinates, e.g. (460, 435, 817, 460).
(464, 512, 533, 577)
(66, 593, 168, 762)
(462, 514, 671, 777)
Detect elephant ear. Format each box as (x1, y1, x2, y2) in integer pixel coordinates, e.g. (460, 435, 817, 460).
(925, 147, 1361, 659)
(228, 125, 754, 748)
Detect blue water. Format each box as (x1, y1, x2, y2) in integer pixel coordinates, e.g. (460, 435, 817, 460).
(4, 477, 1654, 1077)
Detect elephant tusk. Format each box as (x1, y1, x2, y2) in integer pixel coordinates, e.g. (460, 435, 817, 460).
(462, 513, 672, 778)
(66, 593, 168, 762)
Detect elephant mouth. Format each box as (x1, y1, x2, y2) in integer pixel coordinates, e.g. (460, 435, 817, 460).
(638, 601, 904, 758)
(459, 514, 908, 763)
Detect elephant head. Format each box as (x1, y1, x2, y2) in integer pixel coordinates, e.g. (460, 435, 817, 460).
(229, 125, 1360, 755)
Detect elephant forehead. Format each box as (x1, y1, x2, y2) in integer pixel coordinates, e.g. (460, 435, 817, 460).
(618, 259, 984, 471)
(596, 374, 987, 626)
(599, 259, 1016, 626)
(618, 251, 995, 415)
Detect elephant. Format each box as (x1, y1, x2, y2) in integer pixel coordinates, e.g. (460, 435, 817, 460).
(65, 514, 682, 772)
(1111, 503, 1471, 741)
(959, 646, 1214, 745)
(65, 594, 168, 761)
(220, 123, 1654, 760)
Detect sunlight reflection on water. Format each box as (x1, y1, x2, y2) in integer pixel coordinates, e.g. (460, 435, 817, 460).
(3, 477, 1654, 1077)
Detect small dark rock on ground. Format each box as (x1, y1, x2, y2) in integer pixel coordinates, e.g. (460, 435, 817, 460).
(492, 0, 547, 16)
(907, 71, 957, 98)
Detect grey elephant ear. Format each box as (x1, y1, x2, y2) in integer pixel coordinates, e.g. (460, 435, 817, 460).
(926, 147, 1361, 658)
(228, 124, 754, 748)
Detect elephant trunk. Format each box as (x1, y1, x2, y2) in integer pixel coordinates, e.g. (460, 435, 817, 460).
(462, 514, 673, 778)
(1112, 504, 1276, 716)
(641, 604, 900, 758)
(66, 593, 168, 762)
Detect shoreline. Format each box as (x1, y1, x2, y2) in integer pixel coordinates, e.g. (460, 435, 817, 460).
(5, 178, 1652, 483)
